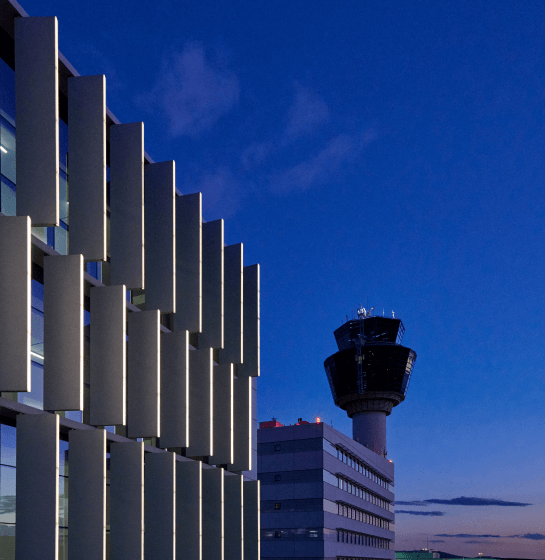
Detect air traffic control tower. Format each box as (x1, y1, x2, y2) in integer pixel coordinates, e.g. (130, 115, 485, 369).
(324, 308, 416, 457)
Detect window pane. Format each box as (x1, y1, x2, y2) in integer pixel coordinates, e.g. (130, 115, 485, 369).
(59, 475, 68, 528)
(18, 362, 44, 410)
(31, 227, 48, 245)
(59, 119, 68, 171)
(59, 173, 68, 225)
(0, 58, 15, 120)
(0, 465, 16, 524)
(31, 307, 44, 363)
(55, 226, 68, 256)
(0, 425, 16, 467)
(59, 440, 69, 477)
(0, 122, 16, 184)
(0, 177, 15, 216)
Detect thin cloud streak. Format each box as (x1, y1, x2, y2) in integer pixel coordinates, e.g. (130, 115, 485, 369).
(283, 82, 329, 142)
(436, 533, 545, 540)
(396, 510, 445, 516)
(396, 496, 532, 507)
(136, 43, 239, 137)
(182, 166, 241, 220)
(270, 130, 375, 193)
(426, 496, 531, 507)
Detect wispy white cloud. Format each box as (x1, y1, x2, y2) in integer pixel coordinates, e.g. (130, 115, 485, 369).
(241, 141, 274, 170)
(283, 82, 329, 141)
(270, 129, 375, 193)
(183, 167, 241, 219)
(136, 43, 239, 137)
(240, 83, 329, 170)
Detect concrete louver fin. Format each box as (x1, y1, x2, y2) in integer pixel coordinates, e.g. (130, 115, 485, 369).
(127, 309, 161, 438)
(160, 330, 189, 449)
(238, 263, 260, 377)
(43, 254, 84, 412)
(174, 192, 202, 333)
(14, 16, 59, 227)
(109, 122, 145, 289)
(110, 441, 144, 560)
(68, 428, 107, 560)
(201, 219, 224, 349)
(210, 363, 233, 466)
(202, 466, 224, 560)
(145, 451, 176, 560)
(0, 216, 31, 392)
(176, 460, 202, 560)
(224, 474, 244, 560)
(228, 374, 252, 473)
(220, 243, 243, 365)
(90, 284, 127, 427)
(15, 413, 60, 560)
(186, 347, 213, 458)
(68, 74, 107, 262)
(243, 480, 261, 560)
(144, 160, 176, 313)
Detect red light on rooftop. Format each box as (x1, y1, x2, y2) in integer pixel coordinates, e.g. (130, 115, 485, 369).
(259, 418, 284, 429)
(316, 417, 321, 423)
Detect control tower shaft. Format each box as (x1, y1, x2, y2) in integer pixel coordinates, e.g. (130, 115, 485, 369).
(324, 309, 416, 457)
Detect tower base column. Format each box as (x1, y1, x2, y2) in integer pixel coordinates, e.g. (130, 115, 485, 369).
(352, 411, 387, 458)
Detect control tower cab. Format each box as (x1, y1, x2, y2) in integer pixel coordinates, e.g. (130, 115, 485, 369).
(324, 307, 416, 457)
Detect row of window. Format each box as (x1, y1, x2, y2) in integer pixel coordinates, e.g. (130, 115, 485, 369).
(337, 503, 390, 530)
(337, 529, 390, 549)
(262, 528, 322, 540)
(336, 476, 391, 511)
(336, 447, 390, 489)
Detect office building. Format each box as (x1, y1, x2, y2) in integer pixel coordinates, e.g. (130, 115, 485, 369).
(258, 309, 416, 560)
(0, 0, 260, 558)
(259, 419, 395, 560)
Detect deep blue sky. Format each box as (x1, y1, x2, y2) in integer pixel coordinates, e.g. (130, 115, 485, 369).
(20, 0, 545, 556)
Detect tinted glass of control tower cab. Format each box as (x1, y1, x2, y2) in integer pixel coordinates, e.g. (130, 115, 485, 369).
(324, 315, 416, 408)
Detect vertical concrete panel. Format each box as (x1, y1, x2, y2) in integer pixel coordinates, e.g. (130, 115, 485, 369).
(109, 122, 144, 289)
(0, 216, 31, 391)
(68, 429, 106, 560)
(110, 441, 144, 560)
(43, 254, 84, 411)
(202, 467, 224, 560)
(201, 220, 224, 349)
(145, 452, 176, 560)
(90, 285, 126, 426)
(144, 161, 176, 312)
(224, 475, 243, 560)
(239, 264, 260, 377)
(127, 310, 160, 438)
(160, 331, 189, 449)
(243, 481, 261, 560)
(176, 460, 202, 560)
(186, 348, 213, 458)
(14, 17, 59, 226)
(68, 75, 107, 261)
(210, 364, 233, 466)
(220, 244, 243, 365)
(228, 375, 252, 473)
(174, 193, 201, 332)
(15, 413, 59, 560)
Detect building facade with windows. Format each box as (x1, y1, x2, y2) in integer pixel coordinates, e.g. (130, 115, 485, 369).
(0, 0, 260, 558)
(258, 420, 395, 560)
